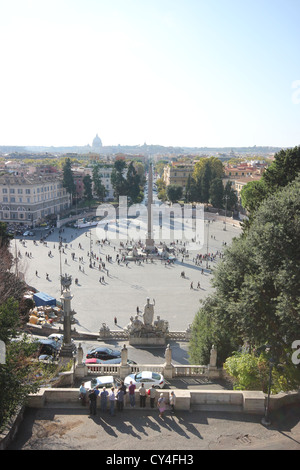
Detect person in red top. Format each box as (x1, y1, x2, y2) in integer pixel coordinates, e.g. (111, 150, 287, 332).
(128, 381, 136, 407)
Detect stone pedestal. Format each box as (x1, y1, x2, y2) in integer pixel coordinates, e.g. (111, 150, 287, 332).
(120, 344, 131, 379)
(162, 344, 175, 379)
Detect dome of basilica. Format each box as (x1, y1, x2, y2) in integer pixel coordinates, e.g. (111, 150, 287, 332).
(92, 134, 102, 148)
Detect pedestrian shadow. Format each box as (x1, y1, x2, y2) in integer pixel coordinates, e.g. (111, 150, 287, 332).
(99, 414, 142, 439)
(94, 415, 118, 437)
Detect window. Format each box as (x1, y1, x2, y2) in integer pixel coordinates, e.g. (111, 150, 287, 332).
(10, 197, 15, 202)
(2, 188, 7, 193)
(10, 189, 15, 194)
(25, 189, 31, 194)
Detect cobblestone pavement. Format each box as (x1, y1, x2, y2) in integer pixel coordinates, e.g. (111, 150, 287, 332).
(15, 214, 241, 334)
(8, 404, 300, 450)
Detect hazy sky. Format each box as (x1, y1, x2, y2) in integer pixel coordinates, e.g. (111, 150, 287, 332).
(0, 0, 299, 148)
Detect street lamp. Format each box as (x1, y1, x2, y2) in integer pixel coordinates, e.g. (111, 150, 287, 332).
(262, 348, 275, 426)
(89, 229, 93, 268)
(206, 221, 210, 269)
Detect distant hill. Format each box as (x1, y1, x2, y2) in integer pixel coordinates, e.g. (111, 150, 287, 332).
(0, 143, 285, 158)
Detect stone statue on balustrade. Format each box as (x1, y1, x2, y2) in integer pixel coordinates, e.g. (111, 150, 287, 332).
(143, 297, 155, 326)
(127, 297, 168, 346)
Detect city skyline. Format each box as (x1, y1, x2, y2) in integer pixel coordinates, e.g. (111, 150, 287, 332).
(0, 0, 299, 149)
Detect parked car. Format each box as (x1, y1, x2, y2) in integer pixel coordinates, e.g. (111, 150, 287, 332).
(124, 371, 165, 388)
(84, 375, 118, 390)
(23, 231, 34, 236)
(86, 346, 121, 360)
(84, 357, 136, 365)
(37, 338, 61, 357)
(38, 354, 55, 363)
(48, 333, 64, 343)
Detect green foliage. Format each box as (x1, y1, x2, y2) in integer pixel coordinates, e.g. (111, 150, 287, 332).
(92, 163, 107, 201)
(126, 161, 143, 203)
(62, 158, 76, 196)
(224, 352, 269, 391)
(240, 145, 300, 221)
(189, 298, 240, 367)
(166, 184, 183, 203)
(83, 174, 93, 202)
(0, 298, 20, 343)
(224, 351, 300, 393)
(189, 176, 300, 391)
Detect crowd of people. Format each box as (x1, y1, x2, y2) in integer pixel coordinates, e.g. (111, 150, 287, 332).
(79, 380, 176, 418)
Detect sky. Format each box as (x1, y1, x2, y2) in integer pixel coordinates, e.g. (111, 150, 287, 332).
(0, 0, 299, 148)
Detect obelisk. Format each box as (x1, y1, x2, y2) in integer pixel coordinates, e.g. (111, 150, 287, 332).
(145, 162, 155, 251)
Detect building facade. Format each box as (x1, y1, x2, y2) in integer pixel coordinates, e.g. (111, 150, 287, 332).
(163, 163, 195, 190)
(0, 173, 71, 227)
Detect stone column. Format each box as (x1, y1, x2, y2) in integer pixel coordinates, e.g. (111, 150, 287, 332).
(59, 287, 76, 359)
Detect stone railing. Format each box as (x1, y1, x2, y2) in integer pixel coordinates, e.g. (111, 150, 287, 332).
(174, 365, 207, 376)
(98, 328, 192, 342)
(76, 344, 218, 380)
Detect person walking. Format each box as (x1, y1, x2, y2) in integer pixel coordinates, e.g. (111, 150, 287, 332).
(169, 391, 176, 414)
(139, 383, 146, 408)
(149, 385, 157, 409)
(157, 393, 166, 418)
(128, 381, 136, 407)
(100, 387, 109, 412)
(109, 387, 116, 416)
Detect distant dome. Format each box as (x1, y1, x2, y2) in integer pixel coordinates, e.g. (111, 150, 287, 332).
(92, 134, 102, 148)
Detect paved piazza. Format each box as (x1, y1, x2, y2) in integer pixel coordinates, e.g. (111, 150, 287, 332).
(14, 214, 241, 334)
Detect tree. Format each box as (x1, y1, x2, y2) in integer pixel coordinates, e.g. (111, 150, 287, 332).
(241, 179, 268, 214)
(193, 157, 224, 203)
(209, 178, 224, 208)
(224, 351, 300, 393)
(83, 174, 93, 206)
(92, 164, 107, 202)
(62, 158, 76, 198)
(111, 160, 127, 200)
(189, 177, 300, 388)
(166, 184, 183, 204)
(126, 161, 142, 203)
(223, 180, 238, 211)
(240, 146, 300, 220)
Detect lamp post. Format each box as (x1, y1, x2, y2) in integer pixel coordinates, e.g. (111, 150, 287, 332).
(262, 349, 275, 426)
(89, 229, 93, 268)
(206, 221, 210, 269)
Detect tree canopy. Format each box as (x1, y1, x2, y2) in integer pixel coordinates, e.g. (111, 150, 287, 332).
(189, 175, 300, 389)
